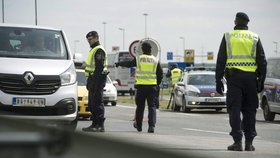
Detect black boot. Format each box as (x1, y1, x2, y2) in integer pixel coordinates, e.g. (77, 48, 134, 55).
(148, 126, 154, 133)
(133, 122, 142, 132)
(245, 141, 255, 151)
(227, 141, 243, 151)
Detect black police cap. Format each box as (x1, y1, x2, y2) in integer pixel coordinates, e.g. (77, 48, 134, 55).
(86, 31, 98, 38)
(236, 12, 250, 22)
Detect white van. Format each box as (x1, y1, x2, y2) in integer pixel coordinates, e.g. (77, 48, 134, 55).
(0, 24, 78, 130)
(107, 51, 135, 95)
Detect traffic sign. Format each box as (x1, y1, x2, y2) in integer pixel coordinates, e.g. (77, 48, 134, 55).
(129, 40, 140, 57)
(167, 52, 173, 60)
(184, 49, 195, 62)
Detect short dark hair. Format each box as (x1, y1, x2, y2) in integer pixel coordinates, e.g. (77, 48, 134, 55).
(235, 12, 249, 26)
(141, 42, 152, 54)
(86, 31, 99, 38)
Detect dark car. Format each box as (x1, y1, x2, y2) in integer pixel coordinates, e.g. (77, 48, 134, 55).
(260, 57, 280, 121)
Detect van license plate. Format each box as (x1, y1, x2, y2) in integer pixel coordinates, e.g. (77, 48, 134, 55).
(12, 98, 45, 107)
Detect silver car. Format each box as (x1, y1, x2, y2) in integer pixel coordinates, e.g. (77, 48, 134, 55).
(172, 70, 227, 112)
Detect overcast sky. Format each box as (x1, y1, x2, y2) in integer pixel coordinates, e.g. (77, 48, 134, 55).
(2, 0, 280, 63)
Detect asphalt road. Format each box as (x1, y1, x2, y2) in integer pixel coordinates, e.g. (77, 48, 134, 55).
(76, 103, 280, 158)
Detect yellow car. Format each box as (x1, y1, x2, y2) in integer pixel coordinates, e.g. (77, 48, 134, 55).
(76, 69, 118, 119)
(76, 69, 91, 118)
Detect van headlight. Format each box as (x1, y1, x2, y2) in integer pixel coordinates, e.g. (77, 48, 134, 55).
(60, 64, 76, 86)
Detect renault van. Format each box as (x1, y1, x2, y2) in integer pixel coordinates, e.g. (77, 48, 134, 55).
(0, 24, 78, 130)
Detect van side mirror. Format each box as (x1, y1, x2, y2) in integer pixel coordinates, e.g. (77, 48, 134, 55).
(73, 53, 83, 67)
(112, 81, 118, 86)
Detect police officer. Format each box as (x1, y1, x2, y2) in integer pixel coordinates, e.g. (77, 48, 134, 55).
(166, 64, 182, 87)
(215, 12, 267, 151)
(115, 42, 163, 133)
(82, 31, 108, 132)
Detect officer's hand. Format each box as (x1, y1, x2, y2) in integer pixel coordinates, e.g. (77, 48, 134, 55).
(216, 80, 224, 95)
(115, 62, 120, 67)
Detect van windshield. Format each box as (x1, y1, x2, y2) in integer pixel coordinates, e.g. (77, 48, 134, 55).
(0, 27, 68, 60)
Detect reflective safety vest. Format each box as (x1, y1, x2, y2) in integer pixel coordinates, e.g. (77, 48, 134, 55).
(85, 45, 108, 77)
(225, 30, 258, 72)
(171, 68, 182, 85)
(135, 54, 158, 85)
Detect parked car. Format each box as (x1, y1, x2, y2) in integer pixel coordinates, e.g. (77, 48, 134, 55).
(172, 70, 227, 112)
(0, 23, 78, 130)
(76, 69, 117, 119)
(260, 57, 280, 121)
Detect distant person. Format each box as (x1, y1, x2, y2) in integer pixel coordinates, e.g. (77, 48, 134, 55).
(215, 12, 267, 151)
(82, 31, 108, 132)
(115, 42, 163, 133)
(166, 64, 182, 87)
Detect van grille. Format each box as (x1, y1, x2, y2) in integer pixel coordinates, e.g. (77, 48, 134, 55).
(0, 73, 61, 95)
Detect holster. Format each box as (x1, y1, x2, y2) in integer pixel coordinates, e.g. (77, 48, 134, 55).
(225, 68, 234, 79)
(86, 75, 95, 91)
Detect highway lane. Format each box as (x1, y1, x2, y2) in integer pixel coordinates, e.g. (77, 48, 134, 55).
(76, 103, 280, 158)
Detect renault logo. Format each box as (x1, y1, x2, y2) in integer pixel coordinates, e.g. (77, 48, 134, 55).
(24, 72, 34, 85)
(210, 93, 215, 97)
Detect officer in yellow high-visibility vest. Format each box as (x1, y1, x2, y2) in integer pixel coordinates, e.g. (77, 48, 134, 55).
(115, 42, 163, 133)
(166, 64, 182, 87)
(215, 12, 267, 151)
(82, 31, 108, 132)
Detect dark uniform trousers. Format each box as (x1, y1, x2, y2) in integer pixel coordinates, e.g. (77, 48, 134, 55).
(135, 85, 157, 127)
(226, 69, 258, 142)
(88, 77, 106, 126)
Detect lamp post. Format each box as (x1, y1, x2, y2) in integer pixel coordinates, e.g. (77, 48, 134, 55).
(102, 22, 107, 49)
(273, 41, 278, 55)
(143, 13, 148, 38)
(2, 0, 4, 23)
(74, 40, 79, 54)
(35, 0, 38, 25)
(119, 28, 125, 50)
(179, 36, 185, 53)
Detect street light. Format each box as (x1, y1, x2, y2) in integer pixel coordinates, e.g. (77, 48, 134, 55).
(102, 22, 107, 49)
(35, 0, 38, 25)
(119, 28, 125, 50)
(179, 36, 185, 53)
(143, 13, 148, 38)
(74, 40, 79, 54)
(2, 0, 4, 23)
(273, 41, 278, 55)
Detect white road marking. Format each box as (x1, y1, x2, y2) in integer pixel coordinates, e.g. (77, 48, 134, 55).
(182, 128, 228, 135)
(177, 113, 202, 117)
(117, 104, 136, 109)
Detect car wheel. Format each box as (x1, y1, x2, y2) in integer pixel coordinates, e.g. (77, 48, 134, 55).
(263, 99, 275, 121)
(111, 101, 117, 106)
(172, 96, 180, 112)
(182, 96, 191, 113)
